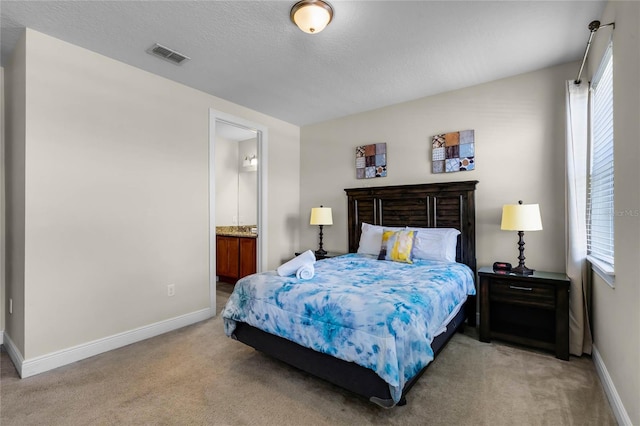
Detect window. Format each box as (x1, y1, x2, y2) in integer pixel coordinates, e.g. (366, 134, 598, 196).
(587, 43, 614, 281)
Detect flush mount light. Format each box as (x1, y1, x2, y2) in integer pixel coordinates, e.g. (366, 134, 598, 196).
(290, 0, 333, 34)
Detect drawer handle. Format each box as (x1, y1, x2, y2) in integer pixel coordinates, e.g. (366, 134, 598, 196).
(509, 285, 533, 291)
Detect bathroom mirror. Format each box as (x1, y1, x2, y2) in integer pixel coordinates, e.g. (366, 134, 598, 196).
(214, 122, 258, 229)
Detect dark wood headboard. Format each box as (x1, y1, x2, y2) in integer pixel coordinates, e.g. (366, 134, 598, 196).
(344, 180, 478, 272)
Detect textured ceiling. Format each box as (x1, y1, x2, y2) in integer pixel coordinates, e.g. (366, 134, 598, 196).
(1, 1, 606, 126)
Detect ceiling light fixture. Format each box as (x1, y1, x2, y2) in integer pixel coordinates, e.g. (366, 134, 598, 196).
(290, 0, 333, 34)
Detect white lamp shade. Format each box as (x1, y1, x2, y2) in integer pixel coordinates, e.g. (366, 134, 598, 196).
(501, 204, 543, 231)
(291, 0, 333, 34)
(310, 207, 333, 225)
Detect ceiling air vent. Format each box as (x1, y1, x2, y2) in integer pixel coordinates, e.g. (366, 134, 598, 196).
(147, 43, 190, 65)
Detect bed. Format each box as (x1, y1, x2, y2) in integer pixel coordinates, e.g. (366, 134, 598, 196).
(222, 180, 478, 407)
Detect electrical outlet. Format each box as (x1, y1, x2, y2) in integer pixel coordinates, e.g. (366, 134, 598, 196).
(167, 284, 175, 297)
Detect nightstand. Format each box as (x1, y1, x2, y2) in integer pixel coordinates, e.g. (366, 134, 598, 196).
(478, 267, 570, 360)
(295, 251, 346, 261)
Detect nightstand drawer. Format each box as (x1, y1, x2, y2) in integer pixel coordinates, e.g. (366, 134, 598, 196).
(478, 267, 570, 360)
(489, 280, 555, 309)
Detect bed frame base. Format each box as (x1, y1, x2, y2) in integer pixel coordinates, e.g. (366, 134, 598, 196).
(232, 301, 468, 408)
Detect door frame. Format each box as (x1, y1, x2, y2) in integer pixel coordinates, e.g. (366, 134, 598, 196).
(209, 109, 268, 316)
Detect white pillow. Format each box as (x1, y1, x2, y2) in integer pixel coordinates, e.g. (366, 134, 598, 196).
(409, 227, 460, 262)
(357, 222, 404, 255)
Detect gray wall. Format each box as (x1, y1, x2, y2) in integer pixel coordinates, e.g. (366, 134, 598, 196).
(215, 134, 239, 226)
(0, 64, 5, 341)
(3, 29, 300, 362)
(4, 34, 26, 355)
(300, 62, 572, 275)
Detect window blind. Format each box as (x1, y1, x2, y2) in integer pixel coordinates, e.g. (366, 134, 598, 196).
(587, 44, 614, 267)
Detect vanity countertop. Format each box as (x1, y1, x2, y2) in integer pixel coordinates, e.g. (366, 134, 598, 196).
(216, 226, 258, 238)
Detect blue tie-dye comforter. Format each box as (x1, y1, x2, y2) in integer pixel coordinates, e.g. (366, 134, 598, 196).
(222, 253, 475, 404)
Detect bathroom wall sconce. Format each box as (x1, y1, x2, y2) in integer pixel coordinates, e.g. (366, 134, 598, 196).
(243, 155, 258, 168)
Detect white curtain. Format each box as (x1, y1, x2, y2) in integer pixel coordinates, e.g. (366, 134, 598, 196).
(565, 80, 593, 355)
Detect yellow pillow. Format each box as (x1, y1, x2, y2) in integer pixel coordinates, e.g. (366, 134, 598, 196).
(378, 229, 416, 264)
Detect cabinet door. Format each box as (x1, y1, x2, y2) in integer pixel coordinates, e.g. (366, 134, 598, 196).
(216, 236, 239, 279)
(239, 237, 257, 279)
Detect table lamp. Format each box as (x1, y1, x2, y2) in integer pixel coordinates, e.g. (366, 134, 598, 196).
(310, 206, 333, 256)
(501, 200, 543, 275)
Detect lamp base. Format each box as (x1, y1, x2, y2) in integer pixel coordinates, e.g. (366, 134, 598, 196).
(511, 265, 534, 275)
(315, 224, 327, 258)
(512, 230, 534, 275)
(315, 248, 327, 257)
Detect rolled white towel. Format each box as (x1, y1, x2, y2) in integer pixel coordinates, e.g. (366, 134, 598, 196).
(296, 264, 315, 280)
(276, 250, 316, 277)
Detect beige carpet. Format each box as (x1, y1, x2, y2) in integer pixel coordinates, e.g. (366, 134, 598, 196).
(1, 283, 615, 425)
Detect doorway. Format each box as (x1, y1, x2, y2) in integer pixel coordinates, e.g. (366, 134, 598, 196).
(209, 109, 268, 316)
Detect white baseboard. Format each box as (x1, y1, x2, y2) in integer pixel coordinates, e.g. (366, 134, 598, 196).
(3, 333, 24, 376)
(592, 344, 632, 426)
(5, 308, 211, 379)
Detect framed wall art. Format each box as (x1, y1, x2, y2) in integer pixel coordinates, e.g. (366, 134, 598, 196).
(431, 130, 475, 173)
(356, 143, 387, 179)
